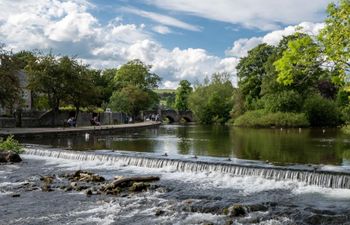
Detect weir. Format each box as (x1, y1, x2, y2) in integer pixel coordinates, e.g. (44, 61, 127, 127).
(25, 148, 350, 189)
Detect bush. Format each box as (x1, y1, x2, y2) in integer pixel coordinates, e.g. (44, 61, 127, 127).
(261, 90, 303, 113)
(340, 105, 350, 123)
(0, 135, 24, 154)
(303, 94, 342, 126)
(233, 110, 309, 127)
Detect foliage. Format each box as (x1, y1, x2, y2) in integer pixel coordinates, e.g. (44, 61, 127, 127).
(260, 90, 303, 113)
(110, 60, 160, 117)
(93, 68, 116, 107)
(303, 94, 342, 126)
(234, 110, 309, 128)
(109, 85, 158, 116)
(188, 73, 234, 124)
(175, 80, 193, 111)
(274, 34, 322, 90)
(340, 105, 350, 122)
(319, 0, 350, 81)
(61, 57, 99, 117)
(0, 45, 21, 110)
(26, 53, 100, 122)
(26, 52, 66, 113)
(236, 44, 275, 109)
(115, 59, 161, 90)
(157, 90, 176, 109)
(0, 135, 24, 154)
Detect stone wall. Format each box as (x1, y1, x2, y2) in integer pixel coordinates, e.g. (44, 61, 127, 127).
(0, 111, 129, 128)
(0, 117, 16, 128)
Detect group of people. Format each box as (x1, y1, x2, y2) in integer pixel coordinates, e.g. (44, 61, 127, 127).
(66, 115, 100, 127)
(145, 113, 160, 121)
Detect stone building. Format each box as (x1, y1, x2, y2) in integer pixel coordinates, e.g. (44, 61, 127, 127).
(0, 70, 32, 115)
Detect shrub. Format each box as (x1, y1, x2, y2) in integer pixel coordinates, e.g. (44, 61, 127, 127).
(303, 94, 342, 126)
(0, 135, 24, 154)
(340, 105, 350, 123)
(233, 110, 309, 127)
(261, 90, 303, 113)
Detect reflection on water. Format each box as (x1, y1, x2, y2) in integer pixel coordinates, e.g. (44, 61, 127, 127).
(20, 125, 350, 166)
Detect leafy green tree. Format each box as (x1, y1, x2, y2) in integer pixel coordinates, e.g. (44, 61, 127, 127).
(60, 57, 99, 119)
(95, 68, 117, 107)
(236, 44, 275, 109)
(26, 52, 65, 120)
(274, 34, 322, 89)
(115, 59, 161, 90)
(0, 46, 21, 111)
(26, 53, 100, 124)
(319, 0, 350, 82)
(109, 85, 156, 116)
(189, 73, 234, 124)
(175, 80, 193, 111)
(109, 60, 160, 118)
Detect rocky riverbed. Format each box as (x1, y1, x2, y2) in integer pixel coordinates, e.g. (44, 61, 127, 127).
(1, 152, 350, 225)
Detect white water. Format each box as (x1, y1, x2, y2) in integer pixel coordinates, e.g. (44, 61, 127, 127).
(24, 148, 350, 189)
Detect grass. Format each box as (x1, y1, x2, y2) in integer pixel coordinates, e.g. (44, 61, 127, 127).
(233, 110, 310, 128)
(0, 135, 24, 154)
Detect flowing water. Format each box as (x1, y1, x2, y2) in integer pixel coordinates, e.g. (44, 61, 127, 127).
(2, 125, 350, 224)
(19, 124, 350, 166)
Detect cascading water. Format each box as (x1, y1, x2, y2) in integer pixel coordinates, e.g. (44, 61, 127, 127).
(25, 148, 350, 189)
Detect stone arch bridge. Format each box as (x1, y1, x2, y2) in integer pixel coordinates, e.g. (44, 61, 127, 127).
(143, 110, 194, 123)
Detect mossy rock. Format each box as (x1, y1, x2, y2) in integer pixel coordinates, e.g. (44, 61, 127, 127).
(129, 182, 150, 192)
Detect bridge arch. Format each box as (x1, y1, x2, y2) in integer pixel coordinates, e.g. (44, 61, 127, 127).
(162, 115, 176, 123)
(179, 116, 192, 123)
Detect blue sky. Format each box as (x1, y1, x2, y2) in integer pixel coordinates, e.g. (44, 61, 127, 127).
(0, 0, 333, 88)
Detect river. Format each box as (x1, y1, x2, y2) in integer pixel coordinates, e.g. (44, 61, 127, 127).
(19, 124, 350, 166)
(1, 124, 350, 225)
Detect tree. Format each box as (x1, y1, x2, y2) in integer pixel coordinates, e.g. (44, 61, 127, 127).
(175, 80, 193, 111)
(115, 59, 161, 90)
(109, 85, 155, 116)
(26, 52, 65, 122)
(188, 73, 234, 124)
(94, 68, 117, 107)
(0, 46, 21, 111)
(109, 60, 161, 118)
(236, 44, 275, 109)
(274, 34, 322, 89)
(319, 0, 350, 82)
(60, 57, 99, 120)
(26, 53, 99, 124)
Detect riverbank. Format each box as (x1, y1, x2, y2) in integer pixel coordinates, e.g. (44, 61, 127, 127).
(0, 121, 161, 138)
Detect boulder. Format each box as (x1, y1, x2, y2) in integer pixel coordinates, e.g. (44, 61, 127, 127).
(0, 152, 22, 163)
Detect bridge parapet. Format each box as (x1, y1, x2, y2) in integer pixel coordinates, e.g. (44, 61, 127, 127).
(143, 110, 194, 123)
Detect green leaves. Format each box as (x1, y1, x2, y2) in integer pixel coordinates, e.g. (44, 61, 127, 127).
(175, 80, 193, 111)
(188, 73, 234, 124)
(0, 135, 24, 154)
(0, 46, 21, 109)
(274, 35, 321, 86)
(109, 60, 161, 116)
(319, 0, 350, 82)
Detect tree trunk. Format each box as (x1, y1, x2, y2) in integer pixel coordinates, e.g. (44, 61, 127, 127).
(75, 104, 80, 126)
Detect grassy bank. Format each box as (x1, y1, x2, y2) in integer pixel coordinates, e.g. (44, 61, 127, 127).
(233, 110, 310, 128)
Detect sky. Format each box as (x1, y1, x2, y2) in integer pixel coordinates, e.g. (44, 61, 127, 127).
(0, 0, 333, 88)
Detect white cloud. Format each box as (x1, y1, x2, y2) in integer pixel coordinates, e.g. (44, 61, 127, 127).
(147, 0, 331, 30)
(152, 25, 172, 34)
(226, 22, 325, 58)
(0, 0, 237, 89)
(122, 7, 201, 32)
(0, 0, 326, 90)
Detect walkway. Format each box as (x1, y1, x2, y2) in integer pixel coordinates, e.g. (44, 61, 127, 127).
(0, 121, 161, 138)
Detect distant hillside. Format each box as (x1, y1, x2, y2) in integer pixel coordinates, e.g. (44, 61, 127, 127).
(154, 89, 176, 94)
